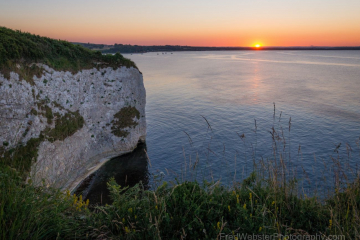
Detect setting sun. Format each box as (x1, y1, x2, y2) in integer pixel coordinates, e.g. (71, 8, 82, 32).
(255, 44, 261, 48)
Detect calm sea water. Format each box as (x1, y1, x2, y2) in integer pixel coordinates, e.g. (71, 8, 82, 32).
(79, 51, 360, 204)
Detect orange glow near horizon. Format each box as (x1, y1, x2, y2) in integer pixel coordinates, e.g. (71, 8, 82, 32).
(1, 23, 359, 47)
(3, 24, 357, 47)
(1, 0, 360, 47)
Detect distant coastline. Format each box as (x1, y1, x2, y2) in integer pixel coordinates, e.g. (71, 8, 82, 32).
(73, 42, 360, 54)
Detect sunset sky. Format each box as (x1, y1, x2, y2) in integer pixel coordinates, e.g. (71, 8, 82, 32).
(1, 0, 360, 47)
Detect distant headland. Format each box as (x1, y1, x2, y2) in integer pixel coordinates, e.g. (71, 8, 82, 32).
(73, 42, 360, 54)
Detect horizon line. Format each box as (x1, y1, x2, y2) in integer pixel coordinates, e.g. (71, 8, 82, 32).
(73, 42, 360, 48)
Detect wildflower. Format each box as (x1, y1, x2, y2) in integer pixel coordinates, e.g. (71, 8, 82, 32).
(86, 199, 89, 207)
(329, 219, 332, 229)
(228, 205, 231, 212)
(249, 192, 252, 200)
(272, 201, 275, 205)
(232, 190, 236, 195)
(217, 222, 221, 229)
(122, 218, 125, 223)
(250, 213, 252, 217)
(236, 194, 240, 204)
(128, 208, 133, 213)
(243, 203, 246, 209)
(135, 215, 137, 219)
(155, 205, 158, 210)
(259, 227, 262, 232)
(125, 226, 130, 233)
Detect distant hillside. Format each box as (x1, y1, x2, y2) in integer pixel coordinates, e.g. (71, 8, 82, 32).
(0, 27, 137, 73)
(72, 42, 113, 51)
(73, 42, 360, 54)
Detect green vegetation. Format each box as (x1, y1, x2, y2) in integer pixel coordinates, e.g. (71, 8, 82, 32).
(30, 109, 38, 116)
(73, 42, 107, 50)
(0, 63, 44, 85)
(44, 110, 84, 142)
(0, 137, 44, 177)
(42, 105, 53, 124)
(0, 166, 90, 240)
(0, 106, 84, 177)
(0, 26, 137, 84)
(0, 164, 359, 239)
(111, 106, 140, 137)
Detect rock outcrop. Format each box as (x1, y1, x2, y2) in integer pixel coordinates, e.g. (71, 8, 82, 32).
(0, 64, 146, 191)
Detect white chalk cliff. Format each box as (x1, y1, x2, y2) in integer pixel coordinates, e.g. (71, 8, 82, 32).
(0, 64, 146, 191)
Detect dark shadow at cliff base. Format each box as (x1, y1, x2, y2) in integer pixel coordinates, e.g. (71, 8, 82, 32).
(74, 142, 149, 205)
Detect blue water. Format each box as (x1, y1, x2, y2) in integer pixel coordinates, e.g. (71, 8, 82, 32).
(80, 51, 360, 202)
(127, 51, 360, 186)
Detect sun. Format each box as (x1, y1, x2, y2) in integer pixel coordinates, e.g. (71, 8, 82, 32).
(255, 44, 261, 48)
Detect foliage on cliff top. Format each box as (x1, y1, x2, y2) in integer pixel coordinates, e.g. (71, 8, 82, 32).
(1, 165, 359, 239)
(0, 26, 137, 73)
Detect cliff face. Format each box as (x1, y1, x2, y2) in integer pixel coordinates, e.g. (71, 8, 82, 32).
(0, 64, 146, 190)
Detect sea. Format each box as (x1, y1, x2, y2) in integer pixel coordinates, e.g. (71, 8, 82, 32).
(77, 50, 360, 204)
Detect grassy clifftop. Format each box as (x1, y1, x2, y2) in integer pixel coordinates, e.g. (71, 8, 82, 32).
(0, 26, 137, 73)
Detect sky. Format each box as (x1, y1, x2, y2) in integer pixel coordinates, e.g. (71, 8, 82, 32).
(1, 0, 360, 47)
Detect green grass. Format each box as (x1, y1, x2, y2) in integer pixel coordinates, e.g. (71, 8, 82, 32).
(0, 26, 137, 83)
(0, 161, 359, 239)
(0, 165, 90, 240)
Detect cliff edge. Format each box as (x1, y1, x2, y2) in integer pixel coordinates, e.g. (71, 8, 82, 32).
(0, 27, 146, 191)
